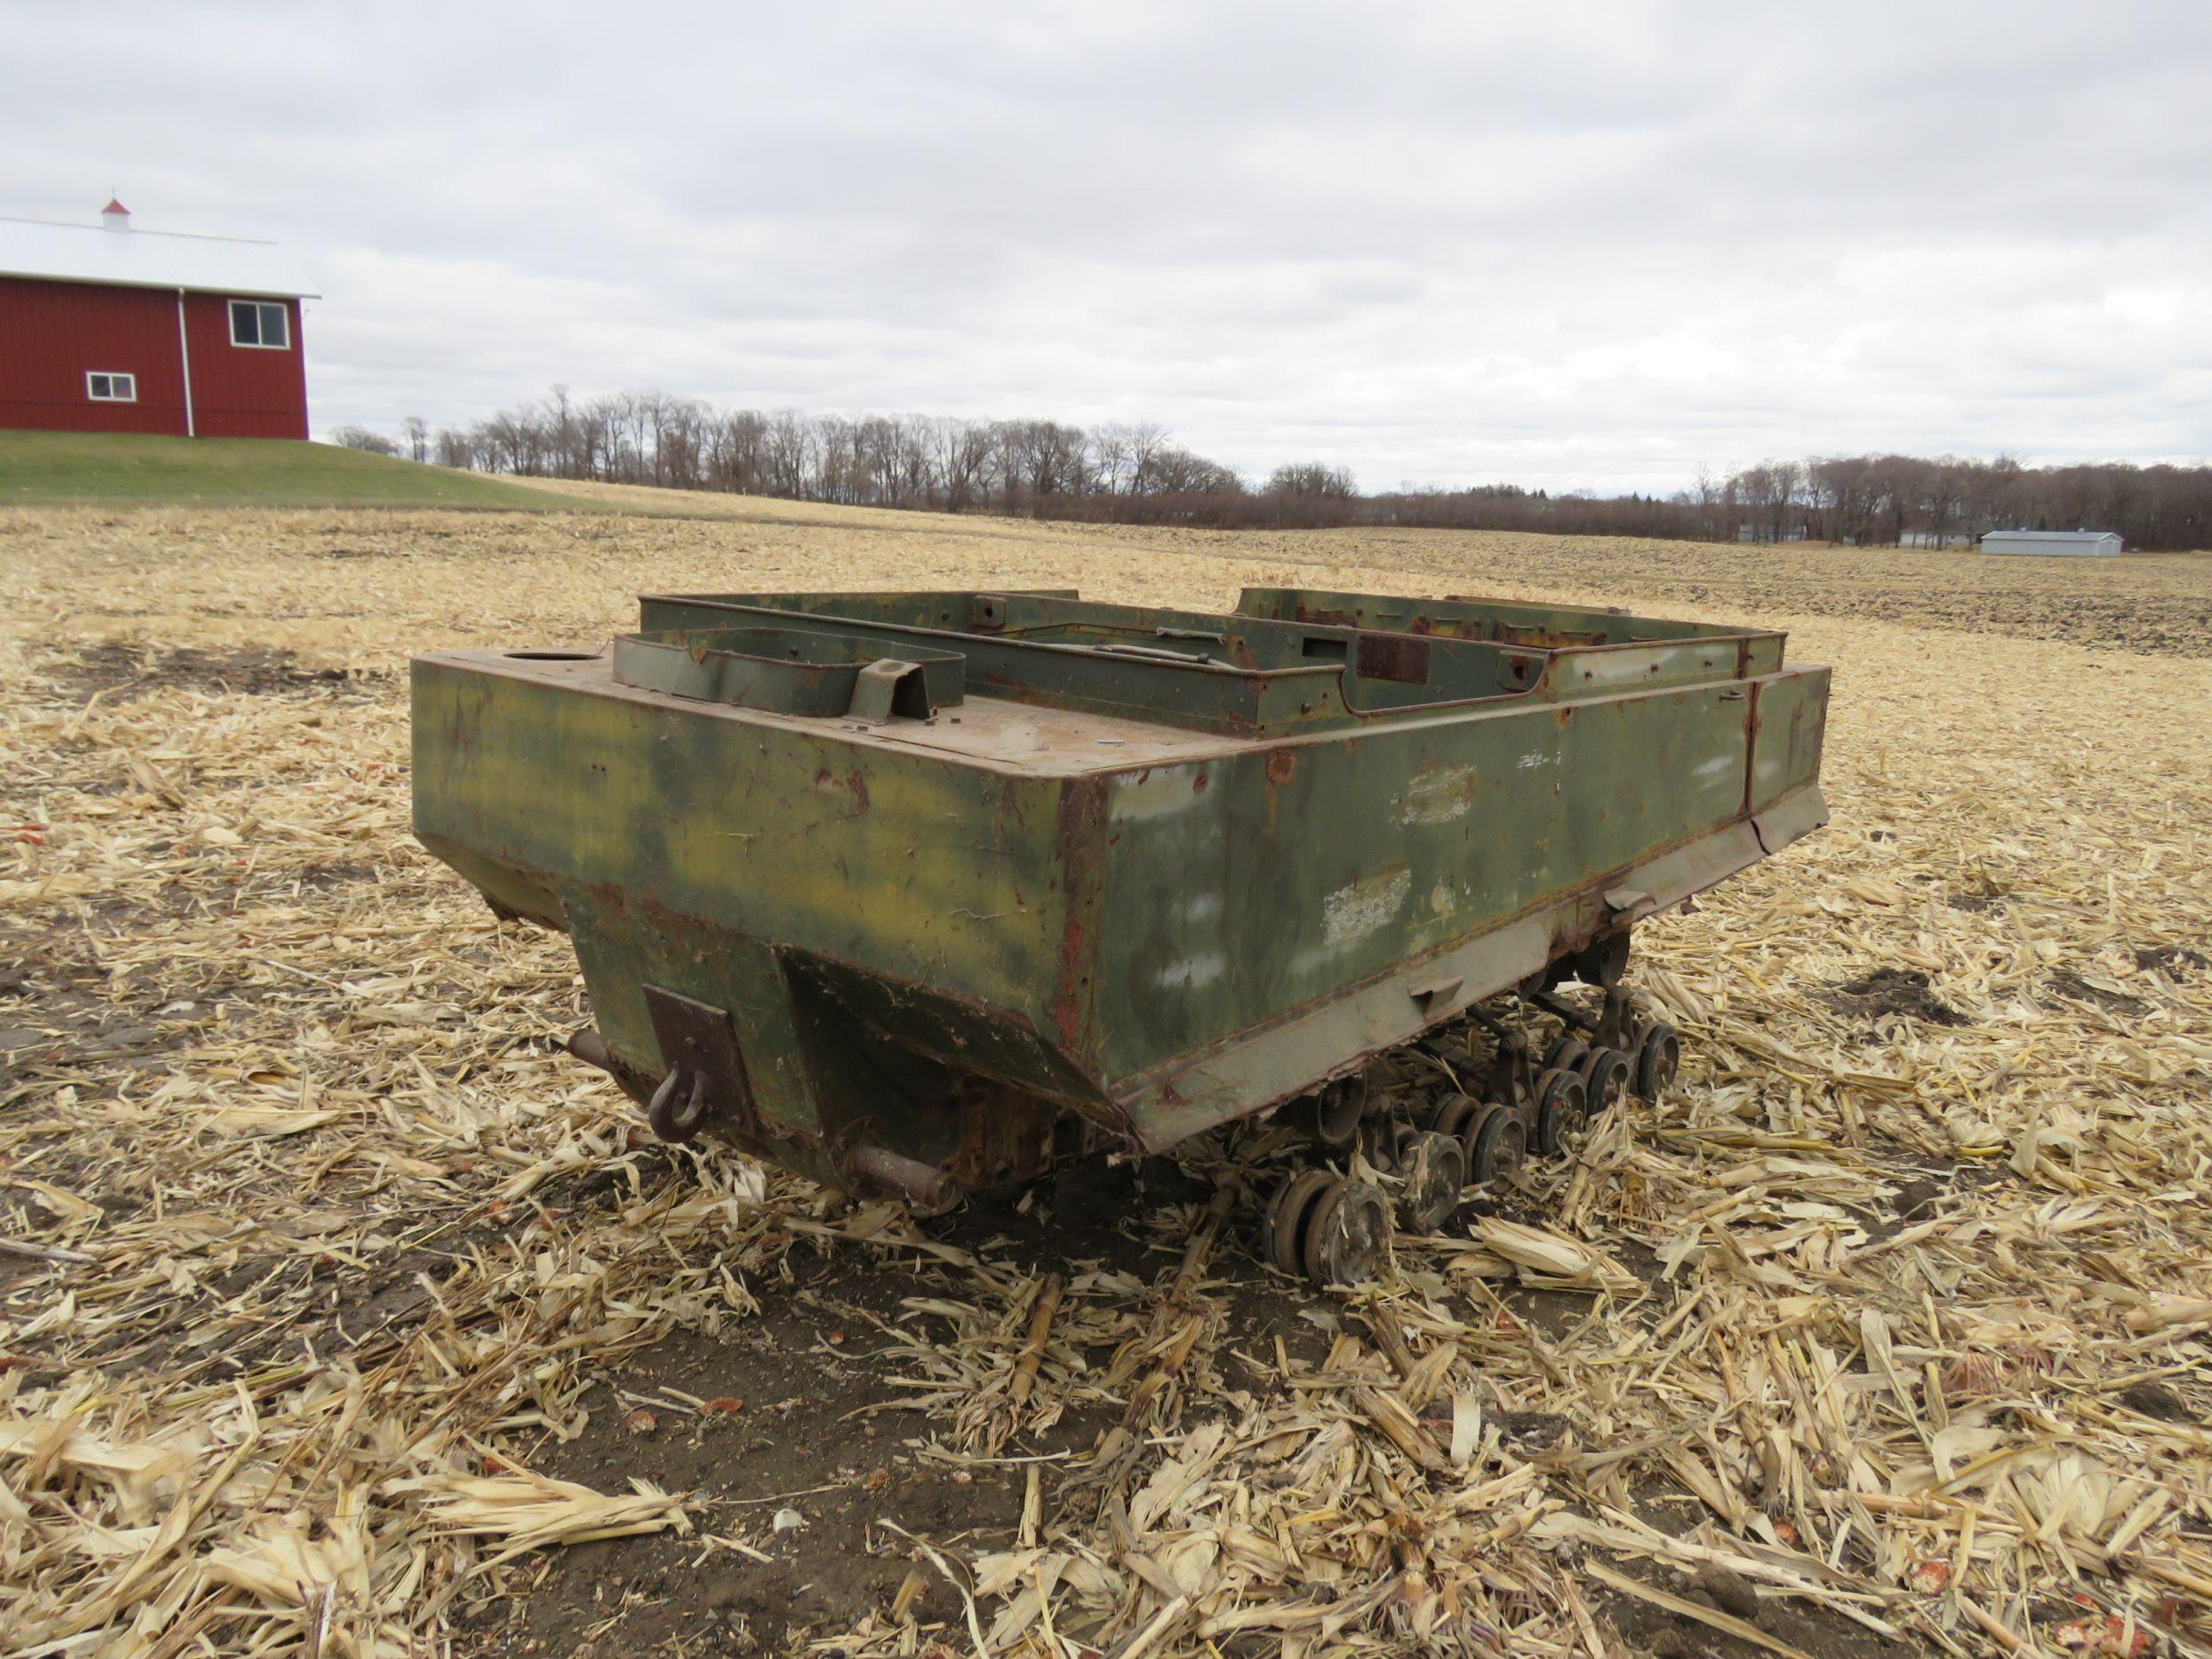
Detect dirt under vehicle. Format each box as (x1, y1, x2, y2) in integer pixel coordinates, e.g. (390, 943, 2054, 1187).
(411, 586, 1830, 1285)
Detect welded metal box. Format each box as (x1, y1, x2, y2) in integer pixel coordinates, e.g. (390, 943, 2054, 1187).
(412, 587, 1827, 1201)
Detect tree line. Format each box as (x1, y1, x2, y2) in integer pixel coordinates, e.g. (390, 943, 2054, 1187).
(328, 388, 2212, 549)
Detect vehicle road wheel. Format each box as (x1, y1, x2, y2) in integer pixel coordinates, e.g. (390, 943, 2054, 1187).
(1467, 1102, 1526, 1191)
(1534, 1067, 1589, 1155)
(1302, 1179, 1390, 1287)
(1262, 1169, 1336, 1278)
(1578, 1046, 1632, 1115)
(1543, 1035, 1588, 1076)
(1394, 1131, 1466, 1233)
(1427, 1091, 1481, 1146)
(1632, 1021, 1680, 1099)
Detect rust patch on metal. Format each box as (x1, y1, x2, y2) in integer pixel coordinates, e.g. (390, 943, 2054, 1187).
(1266, 749, 1298, 783)
(1742, 678, 1765, 816)
(1355, 634, 1431, 685)
(1050, 778, 1109, 1056)
(1054, 918, 1088, 1048)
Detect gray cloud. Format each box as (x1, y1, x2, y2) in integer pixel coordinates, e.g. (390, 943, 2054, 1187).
(8, 0, 2208, 490)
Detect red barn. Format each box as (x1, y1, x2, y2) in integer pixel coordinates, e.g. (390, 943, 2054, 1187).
(0, 200, 319, 439)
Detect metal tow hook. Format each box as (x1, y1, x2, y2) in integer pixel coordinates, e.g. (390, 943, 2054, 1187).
(647, 1064, 712, 1143)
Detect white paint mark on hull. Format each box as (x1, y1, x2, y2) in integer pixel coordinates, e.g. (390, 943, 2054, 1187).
(1323, 865, 1411, 945)
(1155, 953, 1226, 989)
(1110, 767, 1204, 821)
(1396, 764, 1481, 825)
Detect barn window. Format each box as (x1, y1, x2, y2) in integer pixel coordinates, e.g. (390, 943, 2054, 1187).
(228, 300, 290, 349)
(86, 372, 138, 403)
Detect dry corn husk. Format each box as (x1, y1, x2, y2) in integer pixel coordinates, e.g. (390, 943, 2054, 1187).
(1465, 1216, 1641, 1293)
(393, 1471, 688, 1563)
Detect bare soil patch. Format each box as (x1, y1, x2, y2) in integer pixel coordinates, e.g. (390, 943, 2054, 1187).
(50, 640, 368, 703)
(1823, 967, 1969, 1027)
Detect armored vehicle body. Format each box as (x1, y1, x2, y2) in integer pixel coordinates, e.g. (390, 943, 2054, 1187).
(414, 586, 1828, 1283)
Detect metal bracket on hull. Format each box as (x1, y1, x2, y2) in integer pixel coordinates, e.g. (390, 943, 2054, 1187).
(1529, 983, 1640, 1053)
(846, 659, 935, 723)
(641, 986, 759, 1143)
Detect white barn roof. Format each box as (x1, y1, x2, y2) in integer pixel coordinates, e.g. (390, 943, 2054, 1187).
(1980, 529, 2124, 557)
(0, 215, 319, 300)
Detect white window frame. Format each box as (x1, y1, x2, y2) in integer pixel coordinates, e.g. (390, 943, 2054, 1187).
(86, 371, 138, 403)
(228, 299, 291, 350)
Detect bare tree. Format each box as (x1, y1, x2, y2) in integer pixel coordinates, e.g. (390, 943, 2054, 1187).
(433, 426, 474, 469)
(328, 425, 400, 457)
(419, 382, 2212, 549)
(1267, 462, 1357, 499)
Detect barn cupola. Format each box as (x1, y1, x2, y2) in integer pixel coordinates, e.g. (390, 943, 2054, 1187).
(101, 197, 130, 232)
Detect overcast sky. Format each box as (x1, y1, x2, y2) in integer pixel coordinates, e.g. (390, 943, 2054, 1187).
(10, 0, 2209, 491)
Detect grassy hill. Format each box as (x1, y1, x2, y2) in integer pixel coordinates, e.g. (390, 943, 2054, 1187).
(0, 431, 568, 510)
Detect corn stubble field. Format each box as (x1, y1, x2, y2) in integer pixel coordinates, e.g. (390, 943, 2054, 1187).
(2, 494, 2209, 1659)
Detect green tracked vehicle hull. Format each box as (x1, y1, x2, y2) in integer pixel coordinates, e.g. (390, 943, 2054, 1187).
(411, 586, 1828, 1206)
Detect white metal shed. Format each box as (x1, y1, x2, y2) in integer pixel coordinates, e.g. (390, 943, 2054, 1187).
(1980, 530, 2124, 557)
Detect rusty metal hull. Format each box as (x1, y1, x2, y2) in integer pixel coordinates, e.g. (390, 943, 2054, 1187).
(412, 587, 1828, 1194)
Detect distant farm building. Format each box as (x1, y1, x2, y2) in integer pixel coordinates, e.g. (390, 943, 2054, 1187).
(1980, 529, 2124, 557)
(0, 200, 318, 438)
